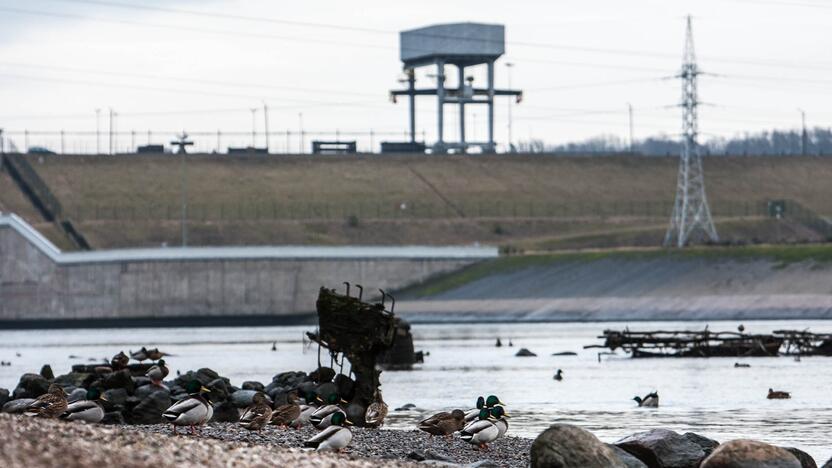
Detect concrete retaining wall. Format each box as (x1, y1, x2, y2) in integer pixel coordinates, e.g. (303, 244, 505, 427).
(0, 214, 495, 323)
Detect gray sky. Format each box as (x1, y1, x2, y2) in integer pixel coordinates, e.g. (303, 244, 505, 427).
(0, 0, 830, 153)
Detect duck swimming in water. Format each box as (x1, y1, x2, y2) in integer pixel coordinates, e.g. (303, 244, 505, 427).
(554, 369, 564, 381)
(633, 391, 659, 408)
(767, 388, 791, 399)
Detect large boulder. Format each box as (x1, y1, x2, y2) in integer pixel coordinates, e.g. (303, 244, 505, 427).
(616, 428, 707, 468)
(684, 432, 720, 457)
(607, 445, 648, 468)
(101, 369, 134, 393)
(781, 448, 817, 468)
(700, 439, 801, 468)
(531, 424, 629, 468)
(230, 390, 258, 408)
(272, 371, 308, 388)
(67, 388, 88, 403)
(210, 400, 240, 422)
(205, 378, 231, 404)
(128, 390, 171, 424)
(242, 381, 264, 392)
(0, 388, 10, 407)
(54, 371, 92, 388)
(13, 373, 50, 399)
(2, 398, 35, 413)
(822, 458, 832, 468)
(102, 388, 130, 406)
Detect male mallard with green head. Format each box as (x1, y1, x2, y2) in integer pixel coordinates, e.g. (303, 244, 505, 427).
(310, 393, 347, 430)
(163, 381, 212, 435)
(304, 412, 353, 452)
(464, 395, 486, 423)
(490, 405, 510, 438)
(417, 409, 466, 438)
(460, 408, 500, 450)
(364, 388, 388, 428)
(60, 388, 107, 423)
(633, 391, 659, 408)
(25, 384, 68, 418)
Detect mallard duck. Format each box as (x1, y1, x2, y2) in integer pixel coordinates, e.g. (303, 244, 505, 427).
(147, 348, 170, 361)
(146, 359, 169, 386)
(767, 388, 791, 399)
(25, 384, 68, 418)
(734, 362, 751, 368)
(464, 395, 486, 423)
(460, 408, 500, 450)
(60, 388, 107, 423)
(364, 389, 388, 428)
(490, 405, 510, 438)
(633, 391, 659, 408)
(110, 351, 129, 371)
(163, 381, 212, 435)
(304, 412, 353, 452)
(310, 393, 347, 429)
(417, 409, 466, 438)
(272, 391, 314, 428)
(554, 369, 564, 381)
(239, 392, 272, 431)
(130, 347, 149, 362)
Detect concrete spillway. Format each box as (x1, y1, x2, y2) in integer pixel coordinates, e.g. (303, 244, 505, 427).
(0, 213, 496, 326)
(397, 256, 832, 322)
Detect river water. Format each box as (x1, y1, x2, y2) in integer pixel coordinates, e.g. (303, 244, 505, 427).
(0, 320, 829, 462)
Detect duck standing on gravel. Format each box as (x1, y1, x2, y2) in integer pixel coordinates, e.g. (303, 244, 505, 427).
(460, 408, 500, 450)
(364, 388, 388, 428)
(417, 409, 466, 438)
(25, 384, 68, 418)
(239, 392, 272, 431)
(310, 393, 347, 430)
(146, 359, 169, 387)
(304, 412, 353, 452)
(272, 391, 308, 428)
(163, 381, 213, 435)
(490, 405, 510, 438)
(60, 388, 107, 423)
(633, 391, 659, 408)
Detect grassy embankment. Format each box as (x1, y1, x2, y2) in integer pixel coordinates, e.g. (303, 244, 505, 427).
(2, 153, 831, 251)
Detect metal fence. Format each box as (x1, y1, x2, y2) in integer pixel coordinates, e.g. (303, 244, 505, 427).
(61, 199, 786, 222)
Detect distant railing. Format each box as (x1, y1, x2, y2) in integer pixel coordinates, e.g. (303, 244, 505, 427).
(60, 199, 780, 222)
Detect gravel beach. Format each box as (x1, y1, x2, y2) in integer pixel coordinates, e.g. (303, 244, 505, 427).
(0, 414, 531, 468)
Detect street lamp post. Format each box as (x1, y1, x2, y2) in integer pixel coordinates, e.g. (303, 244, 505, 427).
(505, 62, 514, 152)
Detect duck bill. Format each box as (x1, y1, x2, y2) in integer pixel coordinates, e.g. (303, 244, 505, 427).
(200, 386, 211, 393)
(345, 420, 354, 426)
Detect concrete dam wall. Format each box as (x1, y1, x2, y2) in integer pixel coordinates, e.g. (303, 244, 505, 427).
(0, 214, 496, 325)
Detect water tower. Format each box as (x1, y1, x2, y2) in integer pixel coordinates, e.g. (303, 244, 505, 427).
(390, 23, 522, 153)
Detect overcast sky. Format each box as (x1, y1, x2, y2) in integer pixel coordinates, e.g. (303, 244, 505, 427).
(0, 0, 830, 153)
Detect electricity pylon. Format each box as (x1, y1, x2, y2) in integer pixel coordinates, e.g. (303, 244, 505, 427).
(664, 16, 719, 247)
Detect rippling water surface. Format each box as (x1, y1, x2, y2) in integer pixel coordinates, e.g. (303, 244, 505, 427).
(0, 320, 829, 462)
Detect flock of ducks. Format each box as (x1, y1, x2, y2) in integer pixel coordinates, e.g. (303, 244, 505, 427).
(418, 395, 510, 450)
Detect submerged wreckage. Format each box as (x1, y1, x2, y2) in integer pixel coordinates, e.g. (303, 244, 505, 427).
(587, 328, 832, 358)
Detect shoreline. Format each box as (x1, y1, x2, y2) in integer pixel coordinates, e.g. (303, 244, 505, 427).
(0, 414, 529, 468)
